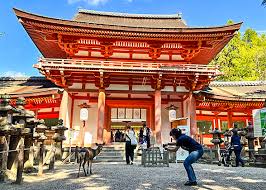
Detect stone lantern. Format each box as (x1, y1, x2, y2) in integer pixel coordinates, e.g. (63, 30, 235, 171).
(10, 97, 34, 184)
(223, 129, 231, 143)
(245, 122, 256, 161)
(253, 137, 266, 168)
(23, 116, 38, 173)
(51, 119, 67, 161)
(210, 128, 224, 165)
(7, 97, 30, 165)
(0, 94, 16, 182)
(35, 120, 47, 176)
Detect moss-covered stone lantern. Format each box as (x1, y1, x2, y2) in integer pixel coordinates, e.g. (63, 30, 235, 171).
(51, 119, 67, 161)
(210, 128, 224, 165)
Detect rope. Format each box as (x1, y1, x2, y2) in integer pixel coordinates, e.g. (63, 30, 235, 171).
(62, 152, 75, 165)
(0, 147, 40, 154)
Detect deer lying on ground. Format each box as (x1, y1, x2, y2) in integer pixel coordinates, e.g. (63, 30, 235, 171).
(77, 143, 104, 177)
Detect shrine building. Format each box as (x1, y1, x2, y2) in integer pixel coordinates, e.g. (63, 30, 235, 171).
(10, 8, 247, 146)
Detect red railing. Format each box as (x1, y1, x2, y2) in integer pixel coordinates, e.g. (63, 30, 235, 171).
(35, 58, 221, 74)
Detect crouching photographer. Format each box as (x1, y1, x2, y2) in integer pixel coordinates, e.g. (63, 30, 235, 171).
(165, 128, 204, 186)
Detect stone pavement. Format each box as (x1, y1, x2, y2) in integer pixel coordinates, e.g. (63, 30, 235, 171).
(0, 162, 265, 190)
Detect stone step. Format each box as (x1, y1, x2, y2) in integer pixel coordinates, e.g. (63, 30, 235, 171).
(95, 156, 141, 162)
(98, 152, 125, 157)
(95, 160, 125, 163)
(102, 147, 125, 151)
(95, 156, 125, 162)
(95, 143, 143, 162)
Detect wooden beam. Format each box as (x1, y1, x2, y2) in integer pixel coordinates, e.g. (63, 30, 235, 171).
(67, 88, 187, 96)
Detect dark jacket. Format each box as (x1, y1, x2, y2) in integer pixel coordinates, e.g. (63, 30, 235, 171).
(176, 134, 203, 153)
(231, 134, 242, 148)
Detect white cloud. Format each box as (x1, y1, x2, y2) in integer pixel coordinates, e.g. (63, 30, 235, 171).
(67, 0, 108, 6)
(0, 71, 28, 78)
(67, 0, 133, 6)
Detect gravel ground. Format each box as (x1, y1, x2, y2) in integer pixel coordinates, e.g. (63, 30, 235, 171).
(0, 162, 265, 190)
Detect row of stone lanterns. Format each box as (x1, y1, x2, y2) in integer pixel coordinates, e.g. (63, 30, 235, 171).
(210, 124, 255, 166)
(0, 94, 67, 184)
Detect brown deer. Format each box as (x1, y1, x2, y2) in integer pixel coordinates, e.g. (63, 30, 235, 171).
(77, 143, 104, 177)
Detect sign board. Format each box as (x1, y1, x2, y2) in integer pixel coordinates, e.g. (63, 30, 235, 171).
(253, 108, 266, 137)
(177, 125, 190, 136)
(176, 125, 190, 161)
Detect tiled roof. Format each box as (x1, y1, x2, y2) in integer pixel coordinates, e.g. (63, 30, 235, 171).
(204, 81, 266, 100)
(73, 9, 187, 28)
(0, 77, 59, 97)
(210, 81, 266, 87)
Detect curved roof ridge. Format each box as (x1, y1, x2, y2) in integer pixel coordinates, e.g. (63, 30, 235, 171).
(14, 8, 244, 31)
(210, 81, 266, 87)
(77, 9, 183, 19)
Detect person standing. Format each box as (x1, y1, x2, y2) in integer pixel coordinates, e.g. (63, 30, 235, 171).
(139, 127, 144, 143)
(167, 128, 203, 186)
(231, 129, 245, 167)
(143, 123, 151, 148)
(125, 126, 137, 164)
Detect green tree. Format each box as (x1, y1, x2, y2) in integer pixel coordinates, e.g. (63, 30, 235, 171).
(211, 23, 266, 81)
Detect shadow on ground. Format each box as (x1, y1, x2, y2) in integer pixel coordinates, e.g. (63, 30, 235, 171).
(0, 163, 265, 190)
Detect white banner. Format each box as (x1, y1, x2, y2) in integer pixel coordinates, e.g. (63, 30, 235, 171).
(253, 108, 266, 137)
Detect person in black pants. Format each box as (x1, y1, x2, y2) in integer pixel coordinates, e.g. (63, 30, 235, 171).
(125, 126, 133, 164)
(231, 129, 244, 167)
(143, 123, 151, 148)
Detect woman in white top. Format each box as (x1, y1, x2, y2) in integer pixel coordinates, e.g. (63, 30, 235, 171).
(125, 126, 137, 164)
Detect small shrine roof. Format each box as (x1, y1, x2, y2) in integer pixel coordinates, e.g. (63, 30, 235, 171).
(73, 9, 187, 28)
(0, 77, 59, 97)
(203, 81, 266, 100)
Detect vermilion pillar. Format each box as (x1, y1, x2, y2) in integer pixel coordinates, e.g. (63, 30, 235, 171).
(103, 106, 111, 143)
(227, 111, 233, 129)
(59, 91, 72, 130)
(188, 92, 197, 136)
(155, 89, 162, 144)
(97, 89, 105, 143)
(214, 112, 220, 130)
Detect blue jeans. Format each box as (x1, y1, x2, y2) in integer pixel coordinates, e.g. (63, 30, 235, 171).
(234, 146, 244, 166)
(183, 149, 203, 182)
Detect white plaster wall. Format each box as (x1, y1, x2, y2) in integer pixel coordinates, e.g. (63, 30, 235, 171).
(38, 108, 52, 113)
(201, 111, 214, 115)
(72, 99, 98, 146)
(162, 86, 173, 92)
(107, 84, 129, 90)
(176, 86, 189, 92)
(85, 83, 97, 90)
(132, 85, 153, 91)
(161, 102, 182, 144)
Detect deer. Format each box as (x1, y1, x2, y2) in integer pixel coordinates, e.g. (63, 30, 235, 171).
(77, 143, 105, 177)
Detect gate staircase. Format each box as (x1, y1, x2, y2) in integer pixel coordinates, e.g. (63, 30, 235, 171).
(95, 142, 141, 162)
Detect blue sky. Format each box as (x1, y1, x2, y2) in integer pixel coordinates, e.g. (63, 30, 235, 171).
(0, 0, 265, 77)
